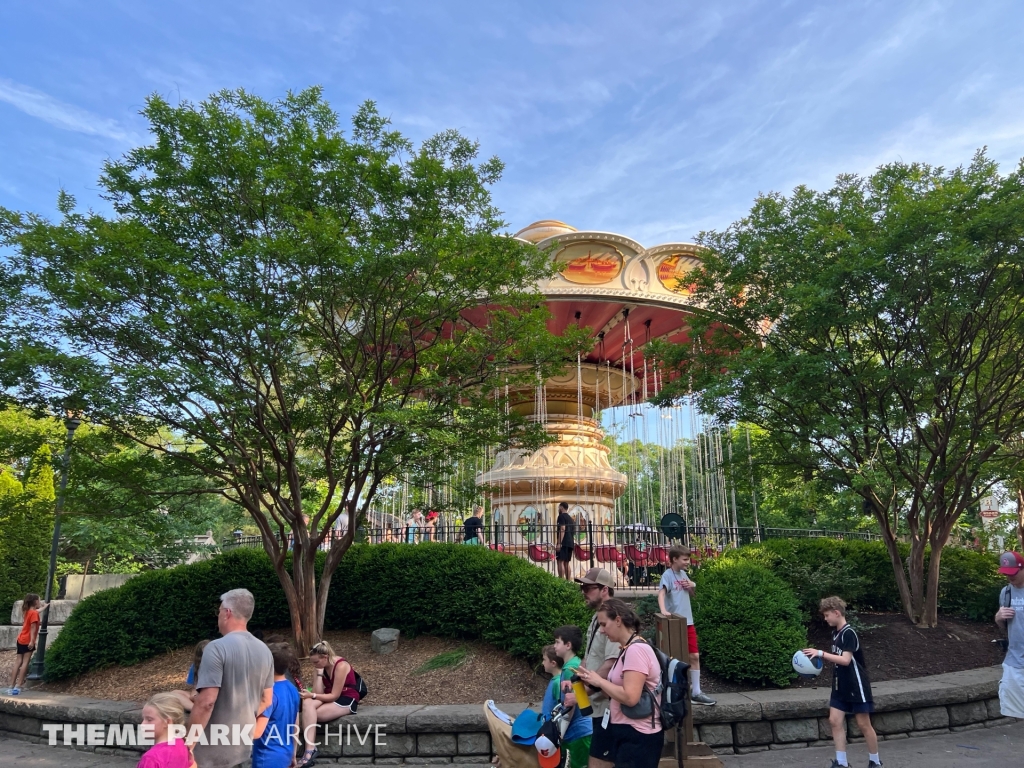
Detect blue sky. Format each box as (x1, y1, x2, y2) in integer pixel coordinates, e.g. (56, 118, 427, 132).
(2, 1, 1023, 245)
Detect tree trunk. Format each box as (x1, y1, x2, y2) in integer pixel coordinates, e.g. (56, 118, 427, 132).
(1017, 484, 1024, 551)
(907, 534, 927, 624)
(920, 534, 944, 628)
(873, 502, 914, 622)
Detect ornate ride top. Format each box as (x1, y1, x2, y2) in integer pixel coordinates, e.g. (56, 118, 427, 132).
(506, 221, 708, 380)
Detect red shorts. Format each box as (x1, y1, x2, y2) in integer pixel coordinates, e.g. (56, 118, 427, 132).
(687, 624, 699, 655)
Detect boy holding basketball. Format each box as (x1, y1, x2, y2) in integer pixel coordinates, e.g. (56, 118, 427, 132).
(657, 545, 716, 706)
(803, 596, 880, 768)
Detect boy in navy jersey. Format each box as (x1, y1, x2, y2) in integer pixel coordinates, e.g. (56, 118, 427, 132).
(803, 596, 880, 768)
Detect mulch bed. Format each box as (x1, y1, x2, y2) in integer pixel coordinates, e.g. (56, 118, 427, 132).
(701, 612, 1007, 693)
(0, 613, 1007, 703)
(1, 630, 548, 706)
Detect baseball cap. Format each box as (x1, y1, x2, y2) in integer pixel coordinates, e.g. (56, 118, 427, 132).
(575, 567, 615, 588)
(510, 709, 544, 745)
(998, 551, 1024, 575)
(534, 734, 561, 768)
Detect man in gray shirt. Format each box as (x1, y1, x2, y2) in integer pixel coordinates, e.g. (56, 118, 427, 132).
(191, 588, 275, 768)
(996, 551, 1024, 719)
(575, 567, 620, 768)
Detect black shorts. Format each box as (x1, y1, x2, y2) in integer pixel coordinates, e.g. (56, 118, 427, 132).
(336, 696, 358, 712)
(606, 723, 664, 768)
(589, 716, 615, 760)
(556, 545, 574, 562)
(16, 643, 32, 655)
(829, 693, 874, 714)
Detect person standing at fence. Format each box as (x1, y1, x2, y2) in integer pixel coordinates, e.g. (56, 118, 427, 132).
(190, 588, 275, 768)
(995, 551, 1024, 719)
(556, 502, 576, 580)
(574, 568, 620, 768)
(464, 505, 485, 545)
(656, 545, 716, 706)
(406, 509, 423, 544)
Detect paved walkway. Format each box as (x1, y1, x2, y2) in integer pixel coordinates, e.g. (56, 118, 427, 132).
(719, 720, 1024, 767)
(0, 737, 138, 767)
(4, 723, 1023, 768)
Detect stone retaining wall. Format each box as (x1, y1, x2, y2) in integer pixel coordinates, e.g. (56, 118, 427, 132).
(0, 667, 1012, 762)
(691, 666, 1011, 755)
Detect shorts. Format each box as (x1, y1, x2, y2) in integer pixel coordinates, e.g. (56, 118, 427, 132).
(336, 696, 358, 713)
(563, 735, 591, 768)
(556, 545, 574, 562)
(605, 723, 664, 768)
(686, 625, 699, 656)
(589, 716, 615, 760)
(999, 663, 1024, 718)
(16, 643, 32, 655)
(829, 693, 874, 714)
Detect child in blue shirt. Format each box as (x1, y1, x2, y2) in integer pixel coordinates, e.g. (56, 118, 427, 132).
(541, 644, 592, 768)
(253, 643, 302, 768)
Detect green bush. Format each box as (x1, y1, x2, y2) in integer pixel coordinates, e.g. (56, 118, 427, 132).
(934, 547, 1003, 622)
(692, 560, 806, 687)
(324, 543, 590, 660)
(45, 548, 292, 680)
(718, 539, 1002, 619)
(46, 543, 590, 680)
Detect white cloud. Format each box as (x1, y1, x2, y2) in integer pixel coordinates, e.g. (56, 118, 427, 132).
(0, 78, 135, 142)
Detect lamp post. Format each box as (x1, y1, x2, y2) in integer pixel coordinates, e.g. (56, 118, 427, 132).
(27, 414, 81, 681)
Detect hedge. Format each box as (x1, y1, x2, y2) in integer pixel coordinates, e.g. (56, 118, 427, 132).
(717, 539, 1003, 621)
(45, 543, 590, 680)
(692, 560, 806, 687)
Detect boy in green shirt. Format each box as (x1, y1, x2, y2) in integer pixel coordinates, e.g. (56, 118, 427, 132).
(552, 625, 591, 768)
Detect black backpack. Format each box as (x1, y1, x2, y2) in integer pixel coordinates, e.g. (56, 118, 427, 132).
(353, 669, 368, 701)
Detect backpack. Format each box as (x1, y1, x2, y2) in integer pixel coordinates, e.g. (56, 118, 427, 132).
(352, 669, 368, 701)
(615, 641, 690, 731)
(651, 645, 690, 730)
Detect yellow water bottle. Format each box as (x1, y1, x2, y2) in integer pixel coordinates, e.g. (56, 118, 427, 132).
(570, 674, 593, 717)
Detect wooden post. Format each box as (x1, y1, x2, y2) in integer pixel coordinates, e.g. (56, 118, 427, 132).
(656, 614, 722, 768)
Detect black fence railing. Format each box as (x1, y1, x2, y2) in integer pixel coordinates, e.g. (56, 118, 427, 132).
(221, 524, 882, 591)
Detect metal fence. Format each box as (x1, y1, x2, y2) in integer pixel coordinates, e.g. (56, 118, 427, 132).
(221, 523, 882, 591)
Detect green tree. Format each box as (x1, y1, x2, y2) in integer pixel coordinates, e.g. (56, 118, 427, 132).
(2, 88, 575, 648)
(658, 153, 1024, 627)
(0, 446, 55, 615)
(0, 406, 242, 572)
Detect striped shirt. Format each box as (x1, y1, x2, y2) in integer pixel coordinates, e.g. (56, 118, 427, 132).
(830, 624, 872, 703)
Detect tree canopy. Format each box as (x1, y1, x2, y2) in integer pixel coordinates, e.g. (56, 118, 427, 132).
(1, 87, 578, 647)
(658, 152, 1024, 626)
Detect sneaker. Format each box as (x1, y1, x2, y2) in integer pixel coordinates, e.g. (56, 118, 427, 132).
(691, 692, 716, 706)
(828, 761, 848, 768)
(10, 688, 20, 695)
(868, 762, 882, 767)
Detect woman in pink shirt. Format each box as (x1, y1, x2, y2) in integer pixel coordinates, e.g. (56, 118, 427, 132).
(576, 598, 663, 768)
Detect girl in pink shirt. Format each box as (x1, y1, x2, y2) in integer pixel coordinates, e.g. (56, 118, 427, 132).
(137, 693, 194, 768)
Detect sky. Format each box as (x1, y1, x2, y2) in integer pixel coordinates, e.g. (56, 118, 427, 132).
(2, 1, 1024, 246)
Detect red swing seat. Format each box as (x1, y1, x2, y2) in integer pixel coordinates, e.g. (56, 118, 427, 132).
(624, 544, 653, 566)
(528, 544, 554, 562)
(595, 544, 625, 564)
(651, 546, 670, 565)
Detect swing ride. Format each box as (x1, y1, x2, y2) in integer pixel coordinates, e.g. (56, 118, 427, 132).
(471, 221, 746, 562)
(364, 220, 755, 576)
